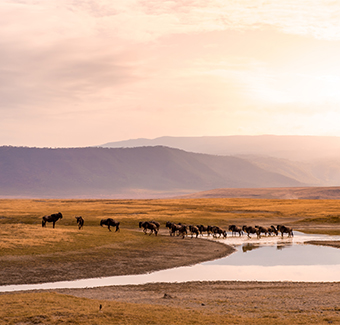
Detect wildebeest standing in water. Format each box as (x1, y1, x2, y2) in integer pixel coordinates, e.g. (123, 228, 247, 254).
(42, 212, 63, 228)
(75, 216, 84, 230)
(100, 218, 120, 232)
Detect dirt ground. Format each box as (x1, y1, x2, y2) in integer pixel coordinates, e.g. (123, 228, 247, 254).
(0, 233, 235, 286)
(1, 234, 340, 324)
(55, 281, 340, 324)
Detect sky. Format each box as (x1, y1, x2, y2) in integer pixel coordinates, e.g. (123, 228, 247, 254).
(1, 0, 340, 147)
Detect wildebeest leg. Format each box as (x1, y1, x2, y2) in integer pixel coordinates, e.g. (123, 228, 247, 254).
(53, 221, 55, 228)
(108, 224, 111, 231)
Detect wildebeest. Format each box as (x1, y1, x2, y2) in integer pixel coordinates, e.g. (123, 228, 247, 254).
(197, 224, 209, 236)
(255, 225, 270, 237)
(277, 225, 293, 237)
(42, 212, 63, 228)
(166, 221, 176, 236)
(149, 220, 160, 231)
(269, 225, 278, 236)
(211, 226, 227, 238)
(169, 223, 187, 238)
(242, 225, 260, 238)
(228, 225, 243, 236)
(75, 216, 84, 230)
(189, 225, 199, 238)
(139, 221, 158, 236)
(100, 218, 120, 232)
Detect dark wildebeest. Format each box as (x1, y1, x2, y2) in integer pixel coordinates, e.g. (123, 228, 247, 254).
(228, 225, 243, 236)
(42, 212, 63, 228)
(277, 225, 294, 237)
(139, 221, 158, 236)
(197, 225, 209, 236)
(75, 216, 84, 230)
(255, 225, 269, 237)
(206, 225, 215, 236)
(269, 225, 278, 236)
(166, 221, 176, 236)
(242, 225, 260, 238)
(170, 224, 187, 238)
(100, 218, 120, 232)
(212, 226, 227, 238)
(189, 225, 199, 238)
(149, 220, 160, 231)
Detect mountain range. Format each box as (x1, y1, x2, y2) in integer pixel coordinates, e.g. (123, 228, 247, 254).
(101, 135, 340, 161)
(1, 135, 340, 199)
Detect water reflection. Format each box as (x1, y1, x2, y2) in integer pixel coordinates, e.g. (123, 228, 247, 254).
(242, 243, 260, 252)
(0, 231, 339, 292)
(276, 242, 293, 250)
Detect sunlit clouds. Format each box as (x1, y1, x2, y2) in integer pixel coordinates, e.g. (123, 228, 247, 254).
(1, 0, 340, 146)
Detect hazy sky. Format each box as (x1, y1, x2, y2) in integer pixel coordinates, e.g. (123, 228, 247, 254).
(2, 0, 340, 147)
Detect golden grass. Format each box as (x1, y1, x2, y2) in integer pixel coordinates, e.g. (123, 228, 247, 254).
(1, 198, 340, 324)
(0, 288, 338, 325)
(1, 290, 338, 325)
(1, 197, 340, 256)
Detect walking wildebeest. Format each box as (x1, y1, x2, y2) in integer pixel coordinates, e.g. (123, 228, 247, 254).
(139, 221, 158, 236)
(197, 225, 209, 236)
(242, 225, 260, 238)
(75, 216, 84, 230)
(42, 212, 63, 228)
(100, 218, 120, 232)
(277, 225, 294, 237)
(149, 220, 160, 231)
(228, 225, 243, 236)
(270, 225, 279, 236)
(170, 224, 187, 238)
(255, 225, 270, 237)
(211, 226, 227, 238)
(189, 225, 199, 238)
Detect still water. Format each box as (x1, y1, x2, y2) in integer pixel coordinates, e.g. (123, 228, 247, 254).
(1, 231, 339, 292)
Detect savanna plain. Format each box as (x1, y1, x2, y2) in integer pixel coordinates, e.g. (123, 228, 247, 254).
(0, 198, 340, 324)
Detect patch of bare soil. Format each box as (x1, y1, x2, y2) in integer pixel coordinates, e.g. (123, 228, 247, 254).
(55, 281, 340, 324)
(0, 236, 235, 286)
(306, 240, 340, 249)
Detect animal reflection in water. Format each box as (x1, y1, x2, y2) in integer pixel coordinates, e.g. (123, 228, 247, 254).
(75, 216, 84, 230)
(242, 243, 261, 253)
(100, 218, 120, 232)
(42, 212, 63, 228)
(139, 221, 159, 236)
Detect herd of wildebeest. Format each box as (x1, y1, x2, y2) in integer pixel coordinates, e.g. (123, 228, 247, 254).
(41, 212, 294, 238)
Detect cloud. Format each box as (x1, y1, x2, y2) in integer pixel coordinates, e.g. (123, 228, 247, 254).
(1, 0, 340, 146)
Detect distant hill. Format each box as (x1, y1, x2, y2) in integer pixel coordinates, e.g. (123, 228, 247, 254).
(0, 146, 305, 199)
(177, 187, 340, 200)
(101, 135, 340, 161)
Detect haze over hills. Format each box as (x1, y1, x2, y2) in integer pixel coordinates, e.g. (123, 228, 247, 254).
(101, 135, 340, 190)
(101, 135, 340, 161)
(0, 145, 306, 199)
(1, 136, 340, 198)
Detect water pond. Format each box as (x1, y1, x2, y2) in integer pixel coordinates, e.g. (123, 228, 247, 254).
(1, 231, 339, 292)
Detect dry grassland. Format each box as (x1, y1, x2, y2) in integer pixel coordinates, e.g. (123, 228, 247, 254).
(0, 198, 340, 324)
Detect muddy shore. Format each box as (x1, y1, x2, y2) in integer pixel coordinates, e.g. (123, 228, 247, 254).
(0, 234, 235, 286)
